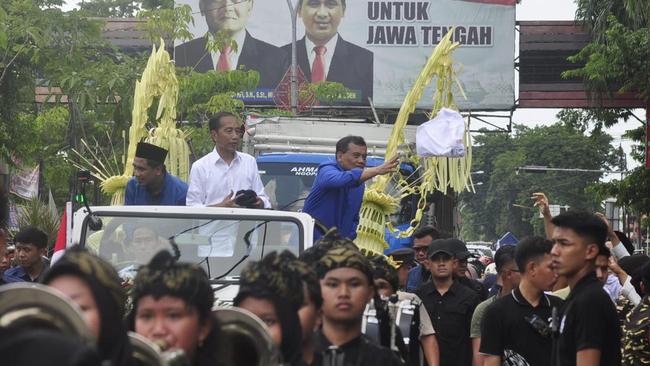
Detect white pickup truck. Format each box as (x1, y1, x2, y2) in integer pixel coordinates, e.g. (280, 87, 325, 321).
(69, 205, 314, 305)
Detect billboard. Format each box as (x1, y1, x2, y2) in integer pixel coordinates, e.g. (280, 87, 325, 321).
(174, 0, 516, 110)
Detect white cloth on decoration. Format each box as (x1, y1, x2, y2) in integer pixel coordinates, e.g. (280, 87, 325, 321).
(416, 107, 466, 158)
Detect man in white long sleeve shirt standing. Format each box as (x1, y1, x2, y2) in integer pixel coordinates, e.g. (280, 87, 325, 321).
(186, 112, 271, 208)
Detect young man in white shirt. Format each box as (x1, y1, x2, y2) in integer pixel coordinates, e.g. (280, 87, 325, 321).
(186, 112, 271, 208)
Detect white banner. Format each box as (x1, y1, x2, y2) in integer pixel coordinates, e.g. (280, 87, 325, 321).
(175, 0, 515, 110)
(9, 164, 39, 200)
(7, 200, 20, 231)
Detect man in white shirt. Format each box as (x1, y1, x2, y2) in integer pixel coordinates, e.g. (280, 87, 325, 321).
(186, 112, 271, 208)
(174, 0, 287, 90)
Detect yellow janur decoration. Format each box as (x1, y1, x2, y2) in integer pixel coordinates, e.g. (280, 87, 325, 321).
(355, 29, 474, 253)
(102, 39, 190, 205)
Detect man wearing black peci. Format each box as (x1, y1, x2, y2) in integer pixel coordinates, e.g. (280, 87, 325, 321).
(125, 142, 188, 206)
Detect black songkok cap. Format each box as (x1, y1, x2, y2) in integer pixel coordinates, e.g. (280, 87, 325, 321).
(135, 142, 168, 163)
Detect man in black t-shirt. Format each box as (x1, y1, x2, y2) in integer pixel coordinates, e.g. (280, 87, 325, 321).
(480, 236, 563, 366)
(416, 239, 480, 366)
(550, 211, 621, 366)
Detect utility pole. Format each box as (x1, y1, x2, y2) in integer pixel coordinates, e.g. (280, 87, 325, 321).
(645, 99, 650, 169)
(286, 0, 298, 113)
(515, 166, 627, 174)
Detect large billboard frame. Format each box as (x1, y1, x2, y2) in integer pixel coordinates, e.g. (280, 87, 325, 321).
(174, 0, 517, 113)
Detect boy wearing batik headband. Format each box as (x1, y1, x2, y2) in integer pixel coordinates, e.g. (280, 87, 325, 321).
(291, 255, 323, 366)
(314, 244, 403, 366)
(235, 251, 305, 366)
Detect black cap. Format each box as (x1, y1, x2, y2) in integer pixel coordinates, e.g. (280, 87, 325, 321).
(388, 248, 415, 268)
(448, 238, 471, 260)
(619, 254, 650, 279)
(135, 142, 168, 163)
(428, 239, 455, 259)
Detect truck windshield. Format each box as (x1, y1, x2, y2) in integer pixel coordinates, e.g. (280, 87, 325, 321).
(81, 214, 302, 280)
(258, 162, 318, 211)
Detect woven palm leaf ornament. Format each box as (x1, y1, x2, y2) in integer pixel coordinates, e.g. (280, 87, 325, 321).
(354, 29, 474, 253)
(101, 39, 190, 205)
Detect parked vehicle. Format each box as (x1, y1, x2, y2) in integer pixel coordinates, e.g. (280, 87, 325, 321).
(70, 205, 313, 306)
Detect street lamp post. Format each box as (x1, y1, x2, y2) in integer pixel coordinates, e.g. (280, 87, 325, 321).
(515, 165, 627, 174)
(286, 0, 298, 113)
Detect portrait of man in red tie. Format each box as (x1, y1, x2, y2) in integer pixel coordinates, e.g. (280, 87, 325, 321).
(174, 0, 288, 90)
(282, 0, 374, 105)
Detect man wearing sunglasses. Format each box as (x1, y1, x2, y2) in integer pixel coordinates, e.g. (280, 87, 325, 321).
(406, 226, 440, 292)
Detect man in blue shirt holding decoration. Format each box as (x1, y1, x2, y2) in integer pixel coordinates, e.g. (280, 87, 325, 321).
(125, 142, 188, 206)
(303, 136, 398, 240)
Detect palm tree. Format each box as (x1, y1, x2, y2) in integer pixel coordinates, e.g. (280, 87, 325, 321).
(575, 0, 648, 38)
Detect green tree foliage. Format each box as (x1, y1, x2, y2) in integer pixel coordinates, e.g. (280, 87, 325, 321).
(459, 121, 617, 241)
(594, 122, 650, 214)
(306, 81, 355, 108)
(178, 69, 259, 121)
(0, 0, 144, 208)
(137, 5, 194, 43)
(78, 0, 140, 17)
(17, 197, 61, 250)
(563, 16, 649, 99)
(0, 0, 287, 211)
(566, 0, 649, 215)
(0, 0, 144, 152)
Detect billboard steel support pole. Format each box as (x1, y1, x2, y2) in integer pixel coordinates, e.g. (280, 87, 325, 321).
(286, 0, 298, 113)
(646, 99, 649, 169)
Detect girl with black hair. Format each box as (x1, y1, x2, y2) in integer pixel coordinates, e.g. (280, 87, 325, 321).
(129, 250, 221, 366)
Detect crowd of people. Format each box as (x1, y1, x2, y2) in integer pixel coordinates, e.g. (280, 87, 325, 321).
(1, 112, 649, 366)
(2, 208, 649, 366)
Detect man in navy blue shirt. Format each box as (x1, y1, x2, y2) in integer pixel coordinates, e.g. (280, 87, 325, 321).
(125, 142, 188, 206)
(3, 226, 49, 283)
(303, 136, 398, 240)
(406, 225, 440, 292)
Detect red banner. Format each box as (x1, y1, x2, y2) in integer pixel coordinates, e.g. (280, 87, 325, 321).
(458, 0, 517, 5)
